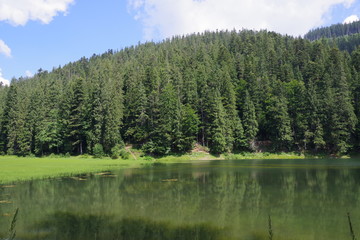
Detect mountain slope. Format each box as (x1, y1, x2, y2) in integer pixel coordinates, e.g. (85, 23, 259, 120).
(304, 20, 360, 41)
(0, 29, 360, 156)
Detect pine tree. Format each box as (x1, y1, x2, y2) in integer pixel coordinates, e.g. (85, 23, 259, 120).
(102, 69, 124, 153)
(218, 69, 245, 151)
(64, 77, 87, 154)
(207, 88, 228, 154)
(325, 49, 357, 153)
(144, 81, 179, 155)
(34, 75, 63, 155)
(285, 79, 308, 150)
(351, 47, 360, 72)
(123, 67, 148, 144)
(242, 90, 258, 149)
(6, 82, 32, 155)
(177, 104, 200, 152)
(266, 94, 293, 150)
(87, 69, 104, 152)
(304, 79, 325, 151)
(0, 85, 10, 154)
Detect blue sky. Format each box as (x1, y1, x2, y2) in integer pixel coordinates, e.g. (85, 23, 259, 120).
(0, 0, 359, 85)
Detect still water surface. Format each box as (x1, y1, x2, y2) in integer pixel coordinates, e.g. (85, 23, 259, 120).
(1, 159, 360, 240)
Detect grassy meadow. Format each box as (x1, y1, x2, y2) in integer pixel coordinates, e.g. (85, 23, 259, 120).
(0, 150, 333, 184)
(0, 155, 149, 184)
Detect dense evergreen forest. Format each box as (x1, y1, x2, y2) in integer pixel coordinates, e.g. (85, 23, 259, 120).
(325, 33, 360, 53)
(1, 27, 360, 156)
(304, 20, 360, 41)
(305, 20, 360, 53)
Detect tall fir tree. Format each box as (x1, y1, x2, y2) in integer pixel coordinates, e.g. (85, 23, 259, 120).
(242, 90, 258, 149)
(207, 88, 228, 154)
(123, 67, 148, 144)
(285, 79, 308, 150)
(325, 49, 357, 153)
(64, 77, 87, 154)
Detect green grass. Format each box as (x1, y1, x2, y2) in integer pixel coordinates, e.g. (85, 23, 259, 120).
(154, 151, 309, 162)
(223, 152, 306, 160)
(0, 155, 147, 184)
(153, 152, 222, 162)
(0, 151, 338, 184)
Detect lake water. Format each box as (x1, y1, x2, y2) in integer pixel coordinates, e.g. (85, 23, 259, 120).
(1, 159, 360, 240)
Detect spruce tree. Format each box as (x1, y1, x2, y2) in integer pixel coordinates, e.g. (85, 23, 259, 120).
(285, 79, 308, 150)
(102, 70, 124, 153)
(266, 94, 293, 150)
(304, 79, 325, 151)
(34, 75, 63, 155)
(218, 69, 245, 151)
(326, 49, 357, 153)
(144, 81, 178, 155)
(178, 104, 200, 152)
(6, 82, 32, 155)
(242, 90, 258, 149)
(64, 77, 87, 154)
(0, 85, 10, 154)
(207, 88, 228, 154)
(123, 67, 148, 144)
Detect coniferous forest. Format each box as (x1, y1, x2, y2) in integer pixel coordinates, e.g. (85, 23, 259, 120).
(305, 20, 360, 53)
(304, 20, 360, 41)
(1, 23, 360, 156)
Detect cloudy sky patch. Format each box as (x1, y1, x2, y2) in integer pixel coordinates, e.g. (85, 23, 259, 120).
(0, 40, 11, 57)
(128, 0, 356, 40)
(0, 0, 74, 26)
(343, 14, 360, 23)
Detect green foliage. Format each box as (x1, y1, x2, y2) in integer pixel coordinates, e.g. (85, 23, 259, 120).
(177, 104, 200, 152)
(0, 28, 360, 156)
(25, 153, 36, 158)
(265, 95, 293, 150)
(142, 141, 170, 156)
(305, 20, 360, 41)
(110, 144, 122, 159)
(119, 149, 130, 160)
(242, 90, 258, 148)
(143, 155, 154, 161)
(207, 89, 229, 154)
(93, 144, 104, 158)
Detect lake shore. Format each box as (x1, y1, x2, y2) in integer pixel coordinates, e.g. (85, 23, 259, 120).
(0, 152, 348, 184)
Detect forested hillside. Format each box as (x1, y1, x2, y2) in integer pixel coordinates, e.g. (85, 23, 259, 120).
(0, 29, 360, 156)
(304, 20, 360, 41)
(324, 33, 360, 53)
(304, 20, 360, 53)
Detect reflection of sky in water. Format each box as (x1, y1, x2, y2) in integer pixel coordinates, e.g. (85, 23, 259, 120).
(1, 159, 360, 240)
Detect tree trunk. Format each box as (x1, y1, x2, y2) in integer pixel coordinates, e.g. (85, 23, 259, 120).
(80, 141, 83, 155)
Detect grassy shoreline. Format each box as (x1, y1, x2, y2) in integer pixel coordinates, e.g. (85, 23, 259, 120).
(0, 151, 347, 184)
(0, 156, 149, 184)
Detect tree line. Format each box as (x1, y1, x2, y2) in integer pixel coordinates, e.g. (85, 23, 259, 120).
(304, 20, 360, 41)
(0, 29, 360, 156)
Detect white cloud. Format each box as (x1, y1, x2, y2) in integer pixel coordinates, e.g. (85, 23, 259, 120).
(343, 14, 359, 24)
(25, 70, 33, 78)
(0, 39, 11, 57)
(128, 0, 356, 40)
(0, 0, 74, 26)
(0, 68, 10, 86)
